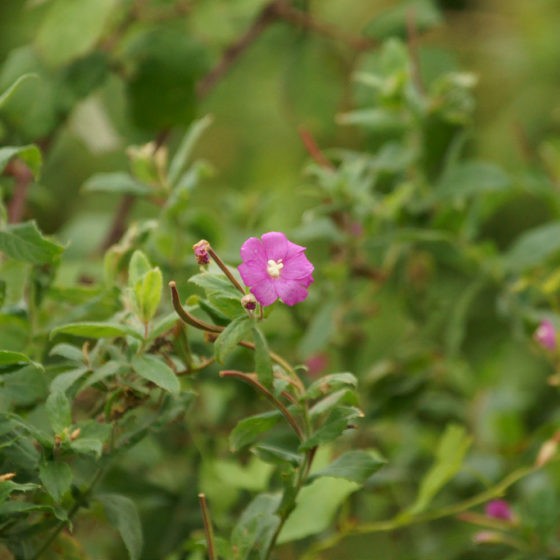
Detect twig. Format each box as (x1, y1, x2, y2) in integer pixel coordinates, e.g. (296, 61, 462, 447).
(298, 127, 335, 171)
(207, 246, 246, 294)
(196, 0, 283, 98)
(6, 160, 34, 223)
(198, 493, 217, 560)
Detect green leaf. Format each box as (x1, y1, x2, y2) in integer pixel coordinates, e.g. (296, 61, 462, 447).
(39, 460, 72, 502)
(133, 268, 162, 324)
(251, 444, 302, 467)
(81, 360, 124, 389)
(0, 221, 63, 264)
(49, 343, 85, 363)
(0, 480, 40, 505)
(0, 74, 38, 109)
(0, 145, 42, 177)
(50, 322, 143, 340)
(278, 477, 359, 543)
(46, 391, 72, 434)
(128, 250, 152, 287)
(309, 389, 360, 419)
(0, 350, 36, 367)
(303, 373, 358, 401)
(168, 115, 213, 186)
(300, 406, 362, 451)
(406, 424, 472, 516)
(214, 315, 252, 364)
(506, 221, 560, 272)
(98, 493, 143, 560)
(310, 450, 386, 485)
(131, 355, 180, 394)
(189, 272, 242, 299)
(35, 0, 116, 67)
(83, 172, 153, 196)
(50, 366, 90, 393)
(438, 161, 511, 199)
(253, 327, 273, 388)
(231, 493, 281, 560)
(229, 411, 281, 452)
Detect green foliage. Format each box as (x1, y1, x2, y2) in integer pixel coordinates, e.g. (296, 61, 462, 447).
(0, 221, 63, 264)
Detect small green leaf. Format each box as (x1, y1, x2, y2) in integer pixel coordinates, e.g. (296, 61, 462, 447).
(49, 343, 85, 362)
(98, 493, 143, 560)
(231, 493, 281, 560)
(168, 115, 213, 186)
(189, 272, 242, 299)
(229, 411, 281, 452)
(214, 315, 252, 364)
(310, 450, 386, 485)
(406, 424, 472, 516)
(39, 461, 72, 502)
(438, 161, 511, 199)
(0, 145, 42, 177)
(131, 355, 180, 394)
(0, 74, 38, 109)
(506, 221, 560, 272)
(50, 366, 89, 393)
(35, 0, 116, 67)
(50, 322, 143, 340)
(46, 391, 72, 434)
(251, 444, 302, 467)
(278, 477, 359, 543)
(309, 389, 359, 419)
(0, 481, 40, 505)
(83, 172, 153, 196)
(253, 327, 273, 388)
(303, 373, 358, 401)
(0, 221, 63, 264)
(0, 350, 35, 367)
(133, 267, 162, 324)
(299, 406, 362, 451)
(128, 250, 152, 287)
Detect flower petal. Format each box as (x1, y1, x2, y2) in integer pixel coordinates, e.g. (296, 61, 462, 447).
(240, 237, 266, 266)
(275, 279, 309, 306)
(250, 279, 278, 307)
(261, 232, 288, 261)
(282, 252, 314, 282)
(286, 240, 306, 257)
(238, 262, 268, 287)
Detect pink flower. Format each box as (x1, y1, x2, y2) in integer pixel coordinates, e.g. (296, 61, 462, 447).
(534, 320, 556, 350)
(193, 240, 210, 265)
(305, 353, 329, 377)
(238, 232, 314, 307)
(485, 500, 512, 520)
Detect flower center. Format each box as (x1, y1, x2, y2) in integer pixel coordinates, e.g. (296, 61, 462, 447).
(266, 259, 283, 278)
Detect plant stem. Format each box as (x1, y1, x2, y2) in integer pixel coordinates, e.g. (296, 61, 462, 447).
(198, 493, 217, 560)
(169, 281, 223, 333)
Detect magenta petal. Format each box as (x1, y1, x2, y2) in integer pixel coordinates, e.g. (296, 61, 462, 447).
(275, 279, 308, 306)
(250, 279, 278, 307)
(287, 240, 306, 255)
(238, 262, 268, 287)
(282, 252, 314, 281)
(240, 237, 266, 266)
(261, 232, 288, 261)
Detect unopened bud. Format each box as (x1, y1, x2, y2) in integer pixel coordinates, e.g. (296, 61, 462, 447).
(241, 293, 257, 310)
(193, 240, 210, 265)
(485, 499, 512, 520)
(473, 530, 501, 544)
(534, 320, 557, 350)
(0, 472, 16, 482)
(70, 428, 81, 441)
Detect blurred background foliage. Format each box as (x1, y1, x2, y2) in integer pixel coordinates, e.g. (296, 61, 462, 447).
(2, 0, 560, 559)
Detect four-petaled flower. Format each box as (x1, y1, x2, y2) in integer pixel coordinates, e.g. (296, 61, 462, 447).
(534, 320, 556, 350)
(238, 232, 314, 307)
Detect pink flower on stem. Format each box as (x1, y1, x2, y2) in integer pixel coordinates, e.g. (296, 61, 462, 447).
(534, 320, 557, 350)
(485, 499, 512, 521)
(238, 232, 314, 307)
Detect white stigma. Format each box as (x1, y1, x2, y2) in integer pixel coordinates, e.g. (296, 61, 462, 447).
(266, 259, 283, 278)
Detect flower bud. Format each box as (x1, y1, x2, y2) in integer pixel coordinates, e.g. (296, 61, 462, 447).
(534, 320, 556, 350)
(536, 438, 558, 467)
(0, 472, 16, 482)
(193, 240, 210, 265)
(241, 293, 257, 310)
(485, 499, 512, 520)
